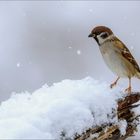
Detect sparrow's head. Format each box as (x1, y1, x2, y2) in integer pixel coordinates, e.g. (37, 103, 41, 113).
(88, 26, 113, 45)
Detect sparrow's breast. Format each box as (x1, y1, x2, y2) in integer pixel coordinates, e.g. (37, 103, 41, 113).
(99, 42, 136, 78)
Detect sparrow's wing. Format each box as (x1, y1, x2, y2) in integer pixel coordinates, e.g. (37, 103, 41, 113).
(113, 37, 140, 73)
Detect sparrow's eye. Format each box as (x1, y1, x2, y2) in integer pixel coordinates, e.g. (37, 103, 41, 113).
(100, 32, 109, 39)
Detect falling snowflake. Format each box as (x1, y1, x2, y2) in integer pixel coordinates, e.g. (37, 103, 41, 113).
(68, 46, 72, 49)
(77, 50, 81, 55)
(130, 46, 134, 50)
(89, 9, 93, 13)
(16, 62, 21, 68)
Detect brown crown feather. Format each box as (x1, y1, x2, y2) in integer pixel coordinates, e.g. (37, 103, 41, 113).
(92, 26, 113, 36)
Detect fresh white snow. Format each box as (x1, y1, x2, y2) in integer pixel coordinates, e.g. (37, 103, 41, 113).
(127, 100, 140, 140)
(0, 77, 129, 139)
(118, 120, 127, 136)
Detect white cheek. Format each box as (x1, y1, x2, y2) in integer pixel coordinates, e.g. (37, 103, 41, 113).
(97, 35, 105, 45)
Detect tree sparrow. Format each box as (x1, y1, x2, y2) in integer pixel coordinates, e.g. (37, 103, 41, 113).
(88, 26, 140, 94)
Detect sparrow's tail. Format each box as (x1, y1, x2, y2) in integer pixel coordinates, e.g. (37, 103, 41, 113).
(136, 72, 140, 79)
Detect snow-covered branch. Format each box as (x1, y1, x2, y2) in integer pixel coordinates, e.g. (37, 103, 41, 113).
(0, 77, 139, 139)
(75, 93, 140, 140)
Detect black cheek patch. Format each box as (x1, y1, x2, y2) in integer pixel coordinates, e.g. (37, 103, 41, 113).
(100, 32, 108, 39)
(94, 37, 100, 45)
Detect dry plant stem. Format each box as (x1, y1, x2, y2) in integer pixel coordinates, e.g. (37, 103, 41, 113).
(75, 93, 140, 140)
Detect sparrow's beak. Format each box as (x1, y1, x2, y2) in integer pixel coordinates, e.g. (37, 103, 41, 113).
(88, 33, 95, 38)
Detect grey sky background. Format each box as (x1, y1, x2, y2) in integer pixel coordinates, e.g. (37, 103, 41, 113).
(0, 1, 140, 102)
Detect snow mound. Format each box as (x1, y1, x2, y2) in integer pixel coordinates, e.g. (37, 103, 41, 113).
(0, 77, 124, 139)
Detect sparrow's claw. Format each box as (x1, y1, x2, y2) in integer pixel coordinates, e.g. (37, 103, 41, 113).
(110, 82, 117, 89)
(110, 77, 120, 89)
(124, 86, 131, 95)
